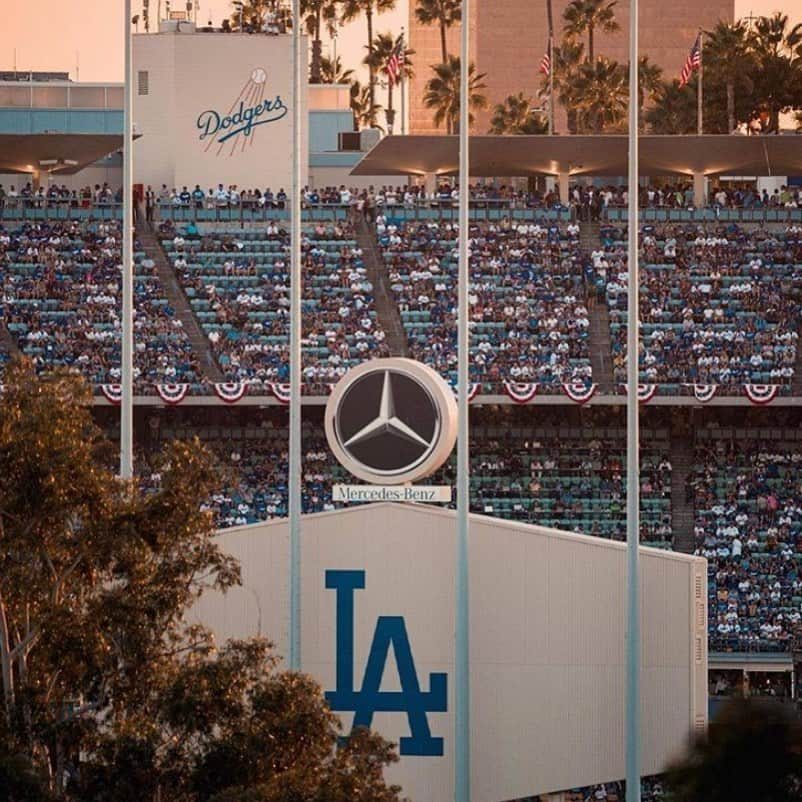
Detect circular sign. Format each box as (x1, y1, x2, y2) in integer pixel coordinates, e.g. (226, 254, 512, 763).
(325, 358, 458, 485)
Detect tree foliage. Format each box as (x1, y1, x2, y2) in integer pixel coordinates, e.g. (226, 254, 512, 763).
(666, 698, 802, 802)
(301, 0, 340, 84)
(414, 0, 461, 65)
(562, 0, 620, 63)
(0, 361, 403, 802)
(488, 92, 548, 134)
(423, 55, 488, 135)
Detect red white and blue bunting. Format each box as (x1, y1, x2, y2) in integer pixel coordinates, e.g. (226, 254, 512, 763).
(686, 384, 718, 403)
(156, 383, 190, 405)
(450, 382, 481, 402)
(562, 382, 597, 405)
(213, 381, 248, 404)
(269, 383, 292, 404)
(620, 383, 658, 403)
(100, 384, 122, 405)
(503, 382, 539, 404)
(744, 384, 780, 406)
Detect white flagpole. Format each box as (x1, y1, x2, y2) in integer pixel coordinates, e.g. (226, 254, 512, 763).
(625, 0, 641, 797)
(288, 0, 303, 671)
(121, 0, 134, 480)
(455, 0, 471, 799)
(697, 31, 703, 135)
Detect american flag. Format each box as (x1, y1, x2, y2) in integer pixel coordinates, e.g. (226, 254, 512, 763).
(387, 35, 405, 88)
(679, 33, 702, 87)
(539, 46, 551, 77)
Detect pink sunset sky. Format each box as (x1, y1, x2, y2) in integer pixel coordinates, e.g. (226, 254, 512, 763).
(0, 0, 799, 83)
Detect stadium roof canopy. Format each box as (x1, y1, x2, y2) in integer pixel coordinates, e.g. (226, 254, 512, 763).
(0, 133, 131, 175)
(350, 134, 802, 178)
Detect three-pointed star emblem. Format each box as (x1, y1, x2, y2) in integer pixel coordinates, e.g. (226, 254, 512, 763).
(343, 371, 432, 451)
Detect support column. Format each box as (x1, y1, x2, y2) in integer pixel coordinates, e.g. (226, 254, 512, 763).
(31, 169, 41, 192)
(693, 172, 706, 208)
(424, 172, 437, 197)
(558, 171, 570, 204)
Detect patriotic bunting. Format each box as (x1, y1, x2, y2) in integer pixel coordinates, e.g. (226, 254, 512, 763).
(562, 382, 597, 404)
(743, 384, 780, 406)
(503, 382, 539, 404)
(687, 384, 718, 403)
(450, 382, 481, 402)
(269, 383, 292, 404)
(100, 384, 123, 405)
(213, 381, 248, 404)
(156, 383, 190, 405)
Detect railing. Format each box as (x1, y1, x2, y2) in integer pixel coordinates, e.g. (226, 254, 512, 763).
(0, 201, 123, 221)
(603, 205, 802, 223)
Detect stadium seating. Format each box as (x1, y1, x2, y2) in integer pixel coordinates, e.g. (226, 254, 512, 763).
(597, 224, 802, 392)
(376, 218, 592, 389)
(0, 221, 202, 391)
(160, 221, 389, 392)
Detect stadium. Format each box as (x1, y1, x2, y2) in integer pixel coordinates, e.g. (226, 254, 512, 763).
(2, 0, 802, 800)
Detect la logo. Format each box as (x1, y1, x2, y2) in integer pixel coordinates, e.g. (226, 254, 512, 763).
(324, 570, 447, 756)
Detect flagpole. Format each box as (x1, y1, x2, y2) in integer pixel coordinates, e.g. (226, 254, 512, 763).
(625, 0, 641, 797)
(401, 27, 407, 135)
(288, 0, 303, 672)
(697, 29, 703, 135)
(120, 0, 133, 480)
(546, 0, 554, 135)
(455, 0, 471, 798)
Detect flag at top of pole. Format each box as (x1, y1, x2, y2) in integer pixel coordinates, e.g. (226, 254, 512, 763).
(679, 33, 702, 87)
(387, 34, 405, 88)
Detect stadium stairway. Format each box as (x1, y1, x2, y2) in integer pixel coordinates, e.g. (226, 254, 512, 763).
(135, 225, 225, 383)
(355, 217, 408, 357)
(669, 429, 696, 554)
(0, 319, 22, 360)
(581, 221, 615, 392)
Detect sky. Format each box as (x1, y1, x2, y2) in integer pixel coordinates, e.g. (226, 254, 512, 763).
(0, 0, 799, 83)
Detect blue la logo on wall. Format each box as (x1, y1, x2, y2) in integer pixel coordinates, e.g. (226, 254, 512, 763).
(197, 67, 288, 155)
(325, 570, 448, 756)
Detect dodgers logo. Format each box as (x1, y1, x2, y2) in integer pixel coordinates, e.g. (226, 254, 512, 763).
(325, 570, 447, 756)
(197, 67, 288, 156)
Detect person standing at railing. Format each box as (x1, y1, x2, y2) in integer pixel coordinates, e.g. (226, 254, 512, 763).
(145, 185, 155, 223)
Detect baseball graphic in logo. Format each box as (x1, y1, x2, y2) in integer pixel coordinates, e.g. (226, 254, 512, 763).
(325, 359, 458, 485)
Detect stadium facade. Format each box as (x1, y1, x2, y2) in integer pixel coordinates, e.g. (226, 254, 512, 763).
(191, 503, 707, 802)
(407, 0, 735, 135)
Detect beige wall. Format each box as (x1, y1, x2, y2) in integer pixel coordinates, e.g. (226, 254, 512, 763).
(191, 504, 707, 802)
(409, 0, 734, 135)
(132, 32, 308, 193)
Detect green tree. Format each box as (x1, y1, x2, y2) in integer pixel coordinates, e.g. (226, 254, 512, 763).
(489, 92, 548, 134)
(666, 699, 802, 802)
(703, 20, 754, 133)
(363, 33, 415, 134)
(340, 0, 397, 127)
(644, 78, 697, 134)
(301, 0, 340, 84)
(550, 38, 585, 133)
(319, 55, 355, 84)
(414, 0, 462, 65)
(0, 361, 403, 802)
(573, 57, 628, 132)
(349, 79, 383, 130)
(422, 55, 488, 134)
(635, 55, 662, 131)
(746, 12, 802, 133)
(562, 0, 619, 63)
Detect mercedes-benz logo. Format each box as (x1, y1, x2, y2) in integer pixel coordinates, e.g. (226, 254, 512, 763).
(325, 359, 458, 485)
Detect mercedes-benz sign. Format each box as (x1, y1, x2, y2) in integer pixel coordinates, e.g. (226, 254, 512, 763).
(325, 358, 458, 486)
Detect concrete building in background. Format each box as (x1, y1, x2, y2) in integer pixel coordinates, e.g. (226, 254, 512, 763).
(192, 503, 707, 802)
(408, 0, 734, 135)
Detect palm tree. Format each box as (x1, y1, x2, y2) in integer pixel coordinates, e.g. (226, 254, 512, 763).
(319, 54, 355, 84)
(562, 0, 619, 63)
(423, 55, 487, 135)
(644, 78, 697, 134)
(350, 79, 383, 131)
(301, 0, 339, 84)
(573, 57, 628, 132)
(414, 0, 462, 65)
(340, 0, 397, 127)
(746, 13, 802, 133)
(364, 33, 415, 133)
(636, 55, 663, 131)
(550, 38, 585, 133)
(703, 21, 754, 133)
(229, 0, 291, 31)
(489, 92, 548, 134)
